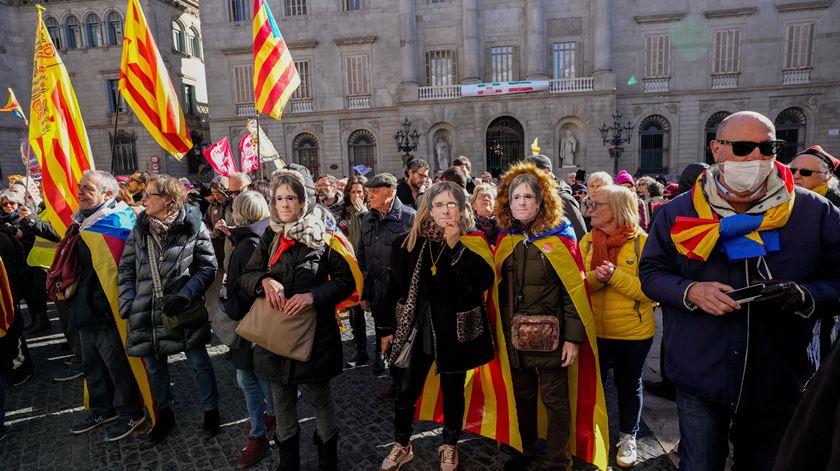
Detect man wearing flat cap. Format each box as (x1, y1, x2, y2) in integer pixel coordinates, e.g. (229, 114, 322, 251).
(524, 154, 587, 240)
(357, 174, 416, 393)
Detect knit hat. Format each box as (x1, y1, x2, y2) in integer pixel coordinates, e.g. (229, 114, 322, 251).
(575, 169, 587, 182)
(615, 170, 634, 187)
(664, 183, 680, 198)
(571, 184, 587, 194)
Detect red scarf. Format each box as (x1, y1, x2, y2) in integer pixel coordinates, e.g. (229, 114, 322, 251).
(589, 226, 635, 270)
(269, 233, 296, 267)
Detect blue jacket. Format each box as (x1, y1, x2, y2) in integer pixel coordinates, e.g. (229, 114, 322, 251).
(640, 187, 840, 413)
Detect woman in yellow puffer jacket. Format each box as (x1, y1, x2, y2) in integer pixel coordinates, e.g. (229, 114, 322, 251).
(580, 184, 655, 469)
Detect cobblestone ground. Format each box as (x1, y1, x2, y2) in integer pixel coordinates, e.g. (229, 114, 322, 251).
(1, 305, 677, 470)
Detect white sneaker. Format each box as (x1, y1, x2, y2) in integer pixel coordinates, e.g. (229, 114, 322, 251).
(380, 442, 414, 471)
(615, 433, 637, 468)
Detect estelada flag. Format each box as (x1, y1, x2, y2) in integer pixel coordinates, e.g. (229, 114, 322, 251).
(0, 257, 15, 337)
(120, 0, 192, 159)
(239, 133, 259, 174)
(29, 5, 94, 237)
(0, 88, 27, 125)
(202, 137, 237, 176)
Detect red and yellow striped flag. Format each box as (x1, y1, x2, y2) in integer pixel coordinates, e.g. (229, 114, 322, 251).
(29, 5, 94, 237)
(253, 0, 300, 120)
(119, 0, 192, 159)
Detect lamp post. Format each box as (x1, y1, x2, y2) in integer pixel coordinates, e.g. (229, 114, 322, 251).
(599, 112, 635, 175)
(394, 118, 421, 169)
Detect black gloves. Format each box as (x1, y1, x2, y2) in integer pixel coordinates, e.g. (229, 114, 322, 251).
(755, 280, 814, 316)
(160, 294, 190, 315)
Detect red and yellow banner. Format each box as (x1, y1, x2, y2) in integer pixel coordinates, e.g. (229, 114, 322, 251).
(120, 0, 192, 159)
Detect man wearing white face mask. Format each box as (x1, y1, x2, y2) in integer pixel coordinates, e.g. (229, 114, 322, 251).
(638, 111, 840, 471)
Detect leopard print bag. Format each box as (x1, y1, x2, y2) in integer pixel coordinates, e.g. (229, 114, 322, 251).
(388, 241, 425, 367)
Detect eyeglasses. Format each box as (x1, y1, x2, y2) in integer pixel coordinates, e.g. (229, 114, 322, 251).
(716, 139, 785, 157)
(229, 189, 243, 196)
(789, 167, 825, 177)
(573, 190, 587, 196)
(581, 200, 607, 211)
(0, 201, 17, 207)
(142, 191, 163, 199)
(432, 202, 458, 211)
(275, 195, 299, 203)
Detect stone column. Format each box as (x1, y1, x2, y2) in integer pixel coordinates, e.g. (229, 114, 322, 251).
(461, 0, 481, 83)
(525, 0, 547, 80)
(593, 0, 610, 73)
(400, 0, 418, 84)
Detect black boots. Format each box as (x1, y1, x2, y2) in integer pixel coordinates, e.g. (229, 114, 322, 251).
(148, 408, 176, 444)
(202, 408, 220, 438)
(313, 429, 339, 471)
(24, 310, 50, 336)
(276, 432, 300, 471)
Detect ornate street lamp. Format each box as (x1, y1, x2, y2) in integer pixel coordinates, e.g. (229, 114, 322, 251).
(599, 112, 635, 175)
(394, 118, 421, 168)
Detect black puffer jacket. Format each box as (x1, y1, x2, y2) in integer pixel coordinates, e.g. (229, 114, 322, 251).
(118, 205, 217, 358)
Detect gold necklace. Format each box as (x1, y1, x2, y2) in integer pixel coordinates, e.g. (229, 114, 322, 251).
(428, 240, 446, 276)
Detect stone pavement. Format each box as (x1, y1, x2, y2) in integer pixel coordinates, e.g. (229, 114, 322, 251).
(1, 304, 679, 470)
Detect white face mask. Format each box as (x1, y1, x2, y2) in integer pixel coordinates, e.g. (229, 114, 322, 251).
(721, 160, 774, 193)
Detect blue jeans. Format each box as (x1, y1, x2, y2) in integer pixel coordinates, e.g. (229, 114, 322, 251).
(676, 388, 794, 471)
(597, 337, 653, 434)
(144, 347, 219, 411)
(236, 368, 274, 437)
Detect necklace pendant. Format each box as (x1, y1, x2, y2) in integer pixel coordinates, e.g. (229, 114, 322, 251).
(431, 266, 437, 276)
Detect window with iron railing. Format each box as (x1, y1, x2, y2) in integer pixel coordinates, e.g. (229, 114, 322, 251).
(293, 60, 312, 99)
(645, 34, 670, 78)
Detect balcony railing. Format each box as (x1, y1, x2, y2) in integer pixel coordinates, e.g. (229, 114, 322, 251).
(549, 77, 594, 93)
(289, 98, 313, 113)
(711, 73, 739, 90)
(418, 84, 462, 101)
(783, 69, 811, 85)
(195, 102, 210, 115)
(236, 103, 256, 117)
(643, 78, 670, 93)
(347, 95, 371, 109)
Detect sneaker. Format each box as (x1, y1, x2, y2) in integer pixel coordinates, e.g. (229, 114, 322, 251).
(53, 370, 83, 383)
(615, 433, 637, 468)
(9, 371, 31, 388)
(70, 413, 118, 435)
(439, 444, 459, 471)
(380, 442, 414, 471)
(105, 416, 147, 443)
(237, 435, 269, 469)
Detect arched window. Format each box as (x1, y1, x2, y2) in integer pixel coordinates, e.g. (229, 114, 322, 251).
(107, 12, 123, 46)
(485, 116, 524, 174)
(64, 15, 82, 49)
(172, 21, 186, 53)
(348, 130, 376, 175)
(190, 27, 202, 59)
(704, 111, 731, 164)
(85, 13, 102, 48)
(775, 107, 807, 164)
(293, 133, 320, 177)
(45, 16, 62, 49)
(638, 115, 670, 174)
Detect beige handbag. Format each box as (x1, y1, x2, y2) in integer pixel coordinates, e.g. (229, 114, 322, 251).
(235, 298, 316, 361)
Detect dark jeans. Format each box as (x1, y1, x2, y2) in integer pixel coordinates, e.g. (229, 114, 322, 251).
(79, 326, 143, 420)
(394, 340, 466, 446)
(144, 347, 219, 411)
(56, 301, 82, 369)
(597, 337, 653, 434)
(23, 267, 48, 320)
(676, 388, 794, 471)
(510, 366, 570, 469)
(349, 306, 367, 358)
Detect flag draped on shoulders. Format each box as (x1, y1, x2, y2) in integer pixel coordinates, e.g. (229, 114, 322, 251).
(120, 0, 192, 159)
(0, 258, 15, 337)
(493, 225, 609, 470)
(29, 5, 94, 237)
(253, 0, 300, 120)
(79, 202, 157, 424)
(414, 232, 523, 452)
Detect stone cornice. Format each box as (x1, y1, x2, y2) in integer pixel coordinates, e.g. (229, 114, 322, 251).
(633, 12, 687, 24)
(334, 36, 377, 47)
(288, 40, 319, 50)
(221, 46, 251, 56)
(775, 1, 833, 12)
(703, 7, 758, 18)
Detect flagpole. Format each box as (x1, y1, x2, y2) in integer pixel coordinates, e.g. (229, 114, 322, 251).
(111, 100, 121, 169)
(255, 112, 263, 181)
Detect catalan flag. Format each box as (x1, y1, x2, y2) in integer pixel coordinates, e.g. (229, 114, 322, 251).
(29, 5, 94, 237)
(119, 0, 192, 159)
(0, 88, 27, 125)
(253, 0, 300, 120)
(0, 257, 15, 338)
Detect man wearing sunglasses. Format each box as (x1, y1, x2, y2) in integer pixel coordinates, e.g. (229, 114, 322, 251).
(639, 111, 840, 471)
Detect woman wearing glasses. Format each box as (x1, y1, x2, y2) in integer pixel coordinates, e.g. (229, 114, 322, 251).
(379, 181, 495, 471)
(471, 183, 499, 246)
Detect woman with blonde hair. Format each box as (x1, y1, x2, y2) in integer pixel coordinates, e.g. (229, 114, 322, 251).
(379, 181, 495, 471)
(580, 185, 655, 468)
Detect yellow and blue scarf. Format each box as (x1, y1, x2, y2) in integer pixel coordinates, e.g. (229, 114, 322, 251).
(670, 161, 795, 262)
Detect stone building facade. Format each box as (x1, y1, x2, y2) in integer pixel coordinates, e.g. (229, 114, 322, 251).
(0, 0, 209, 179)
(200, 0, 840, 180)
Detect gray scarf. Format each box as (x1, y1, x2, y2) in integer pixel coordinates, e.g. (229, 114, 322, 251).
(269, 205, 328, 250)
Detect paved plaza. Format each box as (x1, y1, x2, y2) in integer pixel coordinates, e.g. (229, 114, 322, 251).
(1, 304, 679, 470)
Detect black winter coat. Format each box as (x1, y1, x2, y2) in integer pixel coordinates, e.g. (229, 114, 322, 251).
(118, 205, 217, 358)
(385, 233, 495, 373)
(0, 231, 25, 377)
(239, 227, 356, 384)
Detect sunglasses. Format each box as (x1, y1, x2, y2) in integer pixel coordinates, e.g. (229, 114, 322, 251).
(716, 139, 784, 157)
(229, 189, 243, 196)
(789, 167, 825, 177)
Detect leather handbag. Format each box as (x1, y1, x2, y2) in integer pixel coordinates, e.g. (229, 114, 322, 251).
(389, 243, 425, 368)
(235, 297, 317, 362)
(507, 248, 561, 352)
(147, 235, 208, 330)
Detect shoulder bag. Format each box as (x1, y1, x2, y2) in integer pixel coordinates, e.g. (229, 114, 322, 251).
(509, 243, 561, 352)
(388, 242, 424, 368)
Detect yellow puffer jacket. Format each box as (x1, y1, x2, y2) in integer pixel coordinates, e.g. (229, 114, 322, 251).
(580, 228, 656, 340)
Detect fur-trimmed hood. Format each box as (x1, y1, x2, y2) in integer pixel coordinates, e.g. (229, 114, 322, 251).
(494, 162, 564, 235)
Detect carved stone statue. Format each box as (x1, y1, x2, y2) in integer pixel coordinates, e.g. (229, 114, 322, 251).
(434, 136, 450, 170)
(560, 129, 577, 164)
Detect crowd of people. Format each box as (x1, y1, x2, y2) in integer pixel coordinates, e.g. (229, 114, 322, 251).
(1, 110, 839, 471)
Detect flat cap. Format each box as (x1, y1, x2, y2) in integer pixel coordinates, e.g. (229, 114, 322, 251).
(525, 154, 552, 172)
(364, 173, 398, 189)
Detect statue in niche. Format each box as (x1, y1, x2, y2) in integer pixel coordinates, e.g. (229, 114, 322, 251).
(434, 136, 450, 170)
(560, 129, 577, 165)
